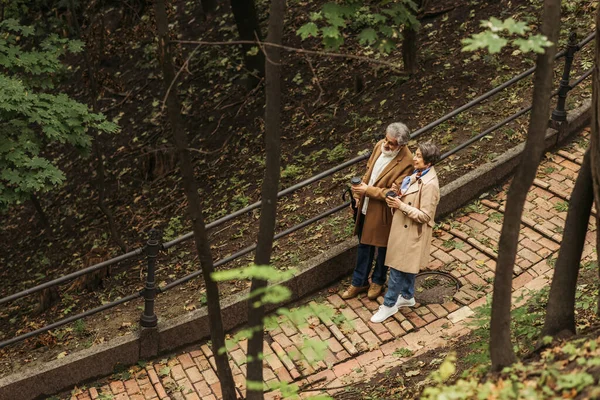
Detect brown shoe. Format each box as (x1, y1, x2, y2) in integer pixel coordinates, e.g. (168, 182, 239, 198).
(341, 285, 369, 300)
(368, 283, 384, 300)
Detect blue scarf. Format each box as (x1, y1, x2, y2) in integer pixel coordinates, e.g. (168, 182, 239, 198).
(400, 167, 431, 195)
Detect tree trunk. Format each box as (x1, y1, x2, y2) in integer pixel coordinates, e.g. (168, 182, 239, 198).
(69, 0, 127, 253)
(402, 25, 417, 74)
(542, 149, 593, 337)
(402, 0, 426, 74)
(245, 1, 285, 398)
(93, 143, 128, 252)
(31, 194, 52, 234)
(152, 0, 236, 398)
(591, 3, 600, 316)
(489, 0, 561, 372)
(231, 0, 265, 84)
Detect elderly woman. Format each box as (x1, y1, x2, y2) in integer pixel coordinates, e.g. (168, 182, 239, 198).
(371, 142, 441, 323)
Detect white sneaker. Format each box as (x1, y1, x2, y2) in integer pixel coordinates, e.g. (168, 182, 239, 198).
(395, 296, 416, 308)
(370, 305, 398, 323)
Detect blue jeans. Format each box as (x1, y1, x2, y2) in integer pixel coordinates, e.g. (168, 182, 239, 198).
(383, 269, 416, 307)
(351, 214, 388, 287)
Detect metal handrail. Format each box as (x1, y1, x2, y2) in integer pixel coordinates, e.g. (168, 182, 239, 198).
(442, 66, 593, 161)
(0, 292, 141, 349)
(0, 31, 595, 349)
(162, 155, 369, 249)
(0, 248, 144, 306)
(160, 202, 351, 292)
(412, 31, 595, 140)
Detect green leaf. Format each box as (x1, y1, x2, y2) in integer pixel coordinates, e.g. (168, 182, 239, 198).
(462, 31, 508, 53)
(513, 35, 552, 54)
(321, 26, 340, 39)
(322, 33, 344, 50)
(296, 22, 319, 40)
(322, 3, 347, 27)
(377, 38, 396, 54)
(358, 28, 378, 45)
(309, 12, 322, 21)
(246, 46, 259, 56)
(480, 17, 505, 33)
(211, 264, 295, 282)
(502, 17, 529, 35)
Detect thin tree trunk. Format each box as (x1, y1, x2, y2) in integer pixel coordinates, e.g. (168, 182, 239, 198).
(31, 194, 52, 234)
(245, 1, 285, 398)
(152, 0, 236, 398)
(93, 143, 128, 252)
(489, 0, 561, 372)
(542, 149, 593, 337)
(402, 26, 417, 74)
(591, 2, 600, 316)
(69, 0, 127, 253)
(231, 0, 265, 84)
(402, 0, 425, 74)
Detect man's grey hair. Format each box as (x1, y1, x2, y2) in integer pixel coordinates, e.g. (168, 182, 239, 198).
(418, 141, 441, 166)
(386, 122, 410, 146)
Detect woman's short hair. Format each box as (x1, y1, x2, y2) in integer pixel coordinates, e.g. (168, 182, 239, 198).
(418, 142, 441, 166)
(386, 122, 410, 146)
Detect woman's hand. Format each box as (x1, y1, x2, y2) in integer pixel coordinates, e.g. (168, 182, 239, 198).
(386, 196, 402, 209)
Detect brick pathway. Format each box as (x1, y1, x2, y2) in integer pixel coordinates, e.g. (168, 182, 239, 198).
(64, 129, 596, 400)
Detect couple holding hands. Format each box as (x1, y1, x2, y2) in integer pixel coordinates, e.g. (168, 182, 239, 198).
(342, 122, 441, 324)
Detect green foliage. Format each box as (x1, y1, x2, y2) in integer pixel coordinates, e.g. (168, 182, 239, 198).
(163, 216, 184, 242)
(393, 347, 414, 357)
(442, 239, 464, 250)
(296, 0, 419, 53)
(462, 17, 552, 54)
(554, 200, 569, 212)
(73, 319, 87, 336)
(212, 264, 295, 283)
(97, 393, 114, 400)
(0, 19, 118, 210)
(281, 164, 304, 180)
(327, 144, 349, 162)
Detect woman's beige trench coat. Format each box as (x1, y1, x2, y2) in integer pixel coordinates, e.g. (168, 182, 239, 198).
(385, 167, 440, 274)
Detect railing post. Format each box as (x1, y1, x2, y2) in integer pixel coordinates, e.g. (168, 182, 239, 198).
(551, 31, 578, 123)
(140, 228, 160, 328)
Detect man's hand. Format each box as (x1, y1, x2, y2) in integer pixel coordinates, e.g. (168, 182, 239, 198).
(351, 182, 368, 197)
(386, 196, 402, 209)
(391, 183, 399, 193)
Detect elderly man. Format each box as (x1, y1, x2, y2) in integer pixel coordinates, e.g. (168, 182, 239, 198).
(341, 122, 414, 300)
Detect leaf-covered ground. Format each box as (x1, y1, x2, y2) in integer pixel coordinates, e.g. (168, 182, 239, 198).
(0, 0, 596, 379)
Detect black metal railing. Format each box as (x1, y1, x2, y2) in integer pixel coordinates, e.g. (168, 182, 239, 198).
(0, 30, 595, 350)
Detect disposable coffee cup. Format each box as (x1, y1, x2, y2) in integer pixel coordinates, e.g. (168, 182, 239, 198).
(350, 177, 361, 186)
(386, 190, 398, 198)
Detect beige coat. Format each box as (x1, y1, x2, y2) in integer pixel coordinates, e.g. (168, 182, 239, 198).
(385, 167, 440, 274)
(354, 141, 414, 247)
